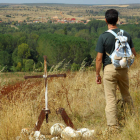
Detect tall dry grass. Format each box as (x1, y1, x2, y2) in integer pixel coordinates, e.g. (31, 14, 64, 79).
(0, 56, 140, 140)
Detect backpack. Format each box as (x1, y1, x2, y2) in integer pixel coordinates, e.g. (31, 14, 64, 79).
(106, 29, 135, 69)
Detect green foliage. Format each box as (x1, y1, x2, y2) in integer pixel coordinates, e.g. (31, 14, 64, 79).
(64, 26, 67, 35)
(97, 26, 108, 35)
(25, 59, 34, 71)
(0, 20, 140, 72)
(0, 34, 17, 53)
(6, 15, 11, 17)
(16, 62, 22, 71)
(0, 51, 10, 66)
(119, 24, 140, 39)
(54, 29, 64, 35)
(18, 43, 31, 59)
(12, 48, 22, 66)
(0, 65, 8, 72)
(37, 33, 90, 66)
(18, 36, 27, 45)
(71, 63, 80, 71)
(10, 66, 17, 72)
(133, 38, 140, 52)
(87, 19, 106, 32)
(75, 29, 91, 41)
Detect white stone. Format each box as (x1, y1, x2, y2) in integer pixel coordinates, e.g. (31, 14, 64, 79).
(20, 128, 30, 139)
(82, 130, 94, 140)
(77, 128, 95, 140)
(34, 131, 40, 138)
(29, 131, 35, 140)
(61, 127, 82, 140)
(38, 134, 46, 140)
(77, 128, 89, 134)
(51, 137, 60, 140)
(21, 128, 30, 136)
(50, 123, 66, 136)
(29, 131, 46, 140)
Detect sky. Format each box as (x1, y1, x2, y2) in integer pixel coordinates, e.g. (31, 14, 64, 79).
(0, 0, 140, 5)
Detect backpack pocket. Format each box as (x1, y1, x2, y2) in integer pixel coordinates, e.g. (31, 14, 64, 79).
(111, 54, 127, 69)
(114, 55, 122, 60)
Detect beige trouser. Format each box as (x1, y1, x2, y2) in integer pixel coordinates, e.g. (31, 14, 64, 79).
(103, 64, 133, 126)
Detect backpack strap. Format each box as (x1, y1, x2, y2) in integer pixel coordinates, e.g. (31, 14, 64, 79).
(120, 29, 124, 35)
(106, 29, 124, 37)
(105, 30, 118, 56)
(106, 30, 118, 37)
(105, 29, 125, 57)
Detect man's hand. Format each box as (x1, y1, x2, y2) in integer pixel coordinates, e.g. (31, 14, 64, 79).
(96, 75, 101, 84)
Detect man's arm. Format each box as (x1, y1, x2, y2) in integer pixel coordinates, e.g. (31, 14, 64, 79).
(96, 52, 103, 84)
(131, 47, 136, 57)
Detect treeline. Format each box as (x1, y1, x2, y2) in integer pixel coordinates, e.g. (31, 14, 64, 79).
(0, 20, 140, 72)
(120, 16, 140, 24)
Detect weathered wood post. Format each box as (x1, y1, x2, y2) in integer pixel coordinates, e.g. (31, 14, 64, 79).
(43, 56, 50, 123)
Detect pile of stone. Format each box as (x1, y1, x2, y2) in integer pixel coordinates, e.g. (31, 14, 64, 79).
(16, 123, 95, 140)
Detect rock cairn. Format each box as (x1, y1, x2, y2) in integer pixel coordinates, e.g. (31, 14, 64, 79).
(16, 123, 95, 140)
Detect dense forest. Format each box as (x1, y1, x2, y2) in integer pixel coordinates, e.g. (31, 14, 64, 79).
(0, 20, 140, 72)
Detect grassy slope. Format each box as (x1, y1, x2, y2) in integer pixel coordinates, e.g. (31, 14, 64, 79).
(0, 56, 140, 140)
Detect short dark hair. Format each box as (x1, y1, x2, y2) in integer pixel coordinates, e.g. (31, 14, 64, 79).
(105, 9, 118, 25)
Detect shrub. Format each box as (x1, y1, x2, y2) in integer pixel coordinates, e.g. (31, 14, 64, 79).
(71, 63, 80, 71)
(25, 59, 34, 72)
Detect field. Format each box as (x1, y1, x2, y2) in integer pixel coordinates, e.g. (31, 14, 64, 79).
(0, 55, 140, 140)
(0, 3, 140, 23)
(0, 3, 140, 139)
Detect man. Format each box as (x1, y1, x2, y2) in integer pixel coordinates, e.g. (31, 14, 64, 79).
(95, 9, 136, 130)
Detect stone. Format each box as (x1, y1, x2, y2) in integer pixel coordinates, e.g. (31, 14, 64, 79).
(20, 128, 31, 140)
(29, 131, 46, 140)
(82, 130, 94, 140)
(51, 137, 61, 140)
(61, 127, 82, 140)
(34, 131, 40, 138)
(77, 128, 95, 140)
(77, 128, 90, 134)
(50, 123, 66, 136)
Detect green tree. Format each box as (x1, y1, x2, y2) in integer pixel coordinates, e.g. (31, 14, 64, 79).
(75, 29, 91, 41)
(64, 26, 67, 35)
(16, 62, 22, 71)
(18, 36, 27, 45)
(0, 51, 10, 66)
(54, 29, 64, 35)
(0, 34, 16, 54)
(37, 34, 90, 66)
(12, 48, 22, 66)
(25, 59, 34, 71)
(18, 43, 31, 59)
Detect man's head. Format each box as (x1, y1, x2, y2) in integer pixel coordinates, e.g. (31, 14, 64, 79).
(105, 9, 118, 25)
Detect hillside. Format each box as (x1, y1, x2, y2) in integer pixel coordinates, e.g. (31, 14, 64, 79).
(0, 57, 140, 139)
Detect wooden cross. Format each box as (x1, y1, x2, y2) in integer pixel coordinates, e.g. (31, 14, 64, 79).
(24, 56, 66, 131)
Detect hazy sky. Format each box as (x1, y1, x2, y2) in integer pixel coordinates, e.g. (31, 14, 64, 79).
(0, 0, 140, 4)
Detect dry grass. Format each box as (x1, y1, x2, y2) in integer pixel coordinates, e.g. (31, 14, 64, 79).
(0, 56, 140, 140)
